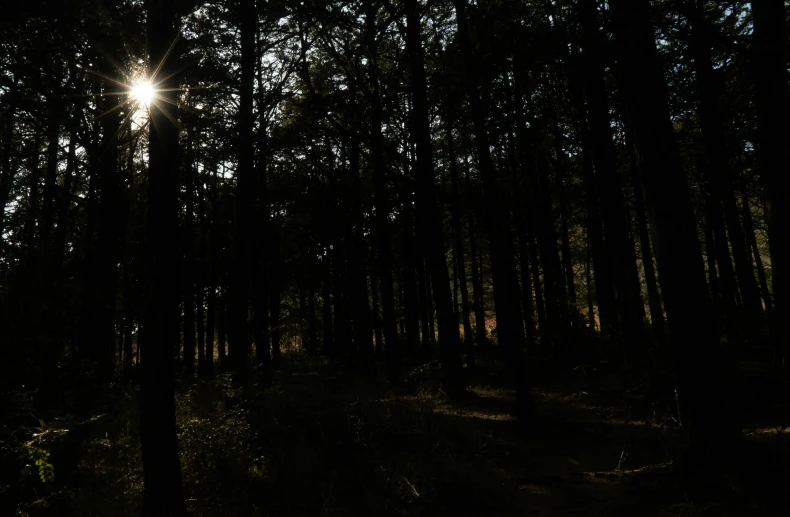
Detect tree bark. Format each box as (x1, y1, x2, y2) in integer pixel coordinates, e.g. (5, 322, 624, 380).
(404, 0, 465, 395)
(453, 0, 534, 421)
(579, 0, 646, 363)
(610, 0, 739, 475)
(229, 0, 257, 372)
(751, 0, 790, 374)
(364, 0, 400, 380)
(140, 0, 186, 513)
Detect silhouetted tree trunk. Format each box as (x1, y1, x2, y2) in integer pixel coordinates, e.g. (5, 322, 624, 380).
(348, 142, 374, 367)
(626, 136, 665, 338)
(446, 117, 475, 369)
(405, 0, 465, 395)
(229, 0, 257, 372)
(585, 235, 595, 329)
(369, 242, 383, 354)
(140, 0, 186, 513)
(40, 98, 62, 252)
(364, 0, 399, 380)
(196, 194, 206, 372)
(686, 1, 763, 334)
(182, 127, 196, 376)
(80, 82, 123, 374)
(307, 241, 320, 353)
(579, 0, 646, 364)
(270, 228, 282, 369)
(465, 165, 487, 348)
(0, 95, 16, 239)
(217, 286, 227, 370)
(565, 44, 617, 336)
(741, 188, 772, 313)
(254, 75, 271, 379)
(54, 123, 79, 272)
(453, 0, 533, 421)
(751, 0, 790, 374)
(401, 195, 422, 356)
(610, 0, 739, 476)
(321, 252, 334, 355)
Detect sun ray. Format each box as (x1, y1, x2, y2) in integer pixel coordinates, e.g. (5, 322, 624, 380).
(87, 70, 131, 90)
(149, 33, 181, 85)
(95, 96, 134, 120)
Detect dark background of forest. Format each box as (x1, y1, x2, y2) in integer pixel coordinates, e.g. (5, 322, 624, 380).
(1, 0, 789, 515)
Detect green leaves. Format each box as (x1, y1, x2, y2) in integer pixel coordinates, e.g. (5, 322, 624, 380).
(23, 445, 55, 483)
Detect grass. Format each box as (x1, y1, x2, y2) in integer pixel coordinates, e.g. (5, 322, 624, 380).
(3, 349, 788, 516)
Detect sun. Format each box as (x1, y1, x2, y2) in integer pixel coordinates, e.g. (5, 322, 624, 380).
(130, 80, 155, 107)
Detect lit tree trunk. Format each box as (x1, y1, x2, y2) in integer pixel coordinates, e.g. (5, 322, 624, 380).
(140, 0, 186, 512)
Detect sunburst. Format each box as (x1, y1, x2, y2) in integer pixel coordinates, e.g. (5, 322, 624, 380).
(130, 79, 155, 107)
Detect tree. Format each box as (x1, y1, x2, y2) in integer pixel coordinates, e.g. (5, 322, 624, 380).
(139, 0, 186, 513)
(609, 0, 739, 477)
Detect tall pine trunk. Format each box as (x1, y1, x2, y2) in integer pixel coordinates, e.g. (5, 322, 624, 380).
(140, 0, 186, 512)
(453, 0, 534, 421)
(751, 0, 790, 374)
(404, 0, 465, 395)
(610, 0, 739, 476)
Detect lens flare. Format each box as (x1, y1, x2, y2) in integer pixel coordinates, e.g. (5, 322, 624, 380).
(131, 80, 155, 106)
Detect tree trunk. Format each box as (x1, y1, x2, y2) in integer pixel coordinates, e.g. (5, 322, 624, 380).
(686, 1, 763, 333)
(0, 96, 16, 239)
(182, 128, 196, 376)
(579, 0, 646, 364)
(364, 0, 399, 380)
(401, 196, 422, 357)
(348, 142, 374, 367)
(405, 0, 465, 394)
(626, 136, 665, 338)
(217, 286, 227, 370)
(446, 117, 475, 369)
(453, 0, 534, 421)
(140, 0, 186, 512)
(610, 0, 739, 475)
(751, 0, 790, 374)
(741, 189, 772, 313)
(464, 169, 487, 348)
(229, 0, 257, 372)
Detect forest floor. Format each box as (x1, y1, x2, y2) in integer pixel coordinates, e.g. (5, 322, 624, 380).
(4, 349, 789, 516)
